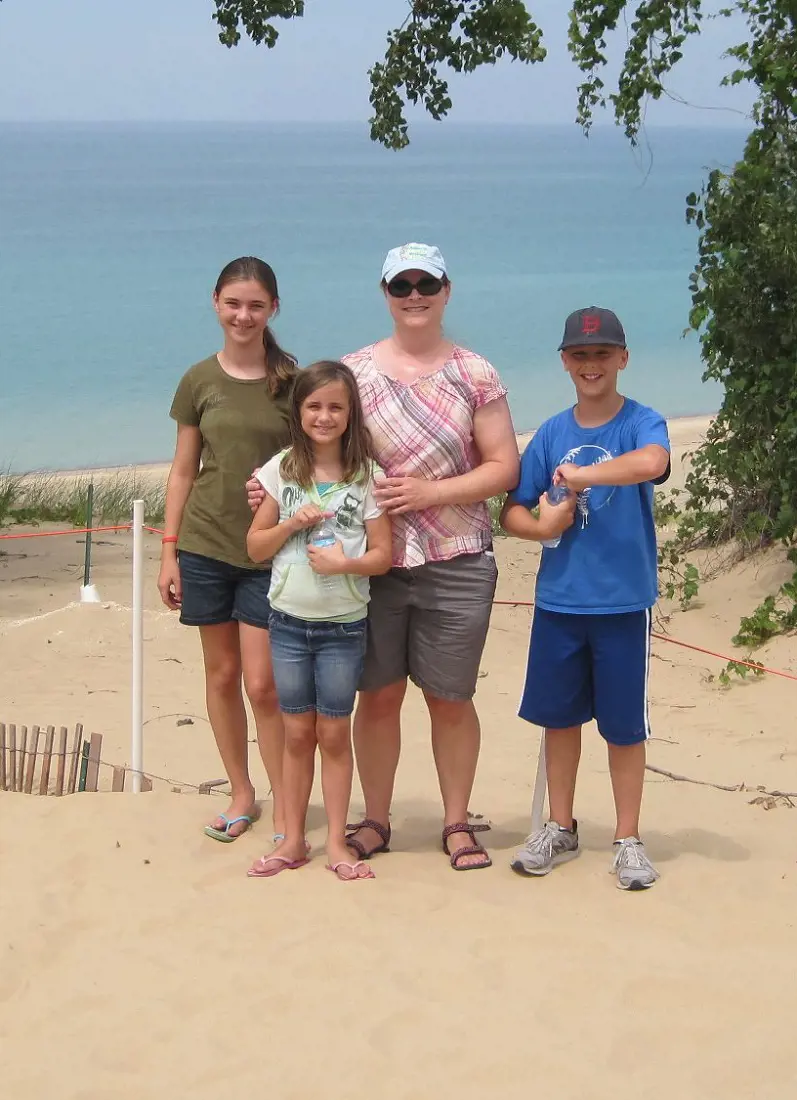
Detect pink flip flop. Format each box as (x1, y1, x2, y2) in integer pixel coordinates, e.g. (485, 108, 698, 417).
(247, 855, 309, 879)
(326, 861, 376, 881)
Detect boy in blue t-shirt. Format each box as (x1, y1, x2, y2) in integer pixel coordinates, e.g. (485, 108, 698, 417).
(501, 306, 670, 890)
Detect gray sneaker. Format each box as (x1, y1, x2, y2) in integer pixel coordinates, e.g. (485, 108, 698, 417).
(510, 819, 579, 876)
(611, 837, 660, 890)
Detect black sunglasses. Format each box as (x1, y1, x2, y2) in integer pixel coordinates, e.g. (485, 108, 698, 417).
(386, 275, 446, 298)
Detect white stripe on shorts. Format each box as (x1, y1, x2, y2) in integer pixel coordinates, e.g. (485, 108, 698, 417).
(643, 607, 652, 740)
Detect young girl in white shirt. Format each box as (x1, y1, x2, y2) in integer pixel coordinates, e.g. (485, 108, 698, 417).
(247, 361, 392, 880)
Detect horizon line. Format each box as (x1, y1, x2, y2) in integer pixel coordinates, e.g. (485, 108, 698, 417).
(0, 117, 751, 130)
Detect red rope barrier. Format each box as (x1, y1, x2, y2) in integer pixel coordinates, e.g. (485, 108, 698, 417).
(492, 600, 797, 682)
(649, 634, 797, 681)
(0, 523, 165, 540)
(0, 533, 793, 682)
(0, 524, 133, 540)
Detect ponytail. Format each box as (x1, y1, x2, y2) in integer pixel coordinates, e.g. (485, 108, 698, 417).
(264, 325, 298, 398)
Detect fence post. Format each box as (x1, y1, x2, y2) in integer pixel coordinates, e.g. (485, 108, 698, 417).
(131, 499, 144, 793)
(80, 481, 102, 603)
(530, 731, 547, 833)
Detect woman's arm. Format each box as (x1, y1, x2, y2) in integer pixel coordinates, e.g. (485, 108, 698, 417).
(374, 397, 520, 514)
(247, 498, 331, 563)
(307, 512, 392, 577)
(437, 396, 520, 504)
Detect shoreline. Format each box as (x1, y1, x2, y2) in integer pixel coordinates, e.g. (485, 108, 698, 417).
(16, 413, 714, 481)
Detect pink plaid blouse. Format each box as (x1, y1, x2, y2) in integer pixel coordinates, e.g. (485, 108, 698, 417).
(342, 343, 508, 568)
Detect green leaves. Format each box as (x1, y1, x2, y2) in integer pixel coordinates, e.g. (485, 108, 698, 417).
(568, 1, 706, 140)
(210, 3, 793, 154)
(732, 577, 797, 648)
(212, 1, 305, 49)
(367, 1, 546, 149)
(213, 2, 545, 148)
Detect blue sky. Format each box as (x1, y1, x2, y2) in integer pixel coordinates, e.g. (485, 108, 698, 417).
(0, 0, 753, 126)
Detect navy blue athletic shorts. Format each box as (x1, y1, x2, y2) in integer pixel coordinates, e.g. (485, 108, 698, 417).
(518, 608, 652, 746)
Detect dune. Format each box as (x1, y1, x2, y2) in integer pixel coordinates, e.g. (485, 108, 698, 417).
(2, 413, 797, 1099)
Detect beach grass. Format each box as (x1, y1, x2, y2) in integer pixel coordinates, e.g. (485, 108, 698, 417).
(0, 477, 674, 539)
(0, 469, 166, 528)
(488, 493, 507, 536)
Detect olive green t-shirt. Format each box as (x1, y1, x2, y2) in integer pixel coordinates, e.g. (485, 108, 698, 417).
(170, 355, 291, 569)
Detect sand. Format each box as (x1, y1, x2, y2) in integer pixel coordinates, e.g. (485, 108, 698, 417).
(2, 414, 797, 1099)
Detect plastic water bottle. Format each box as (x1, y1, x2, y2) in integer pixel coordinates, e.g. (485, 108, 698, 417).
(540, 484, 571, 550)
(310, 517, 337, 590)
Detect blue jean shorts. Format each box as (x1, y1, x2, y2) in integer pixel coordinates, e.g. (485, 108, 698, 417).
(268, 610, 367, 718)
(519, 608, 653, 746)
(178, 551, 271, 629)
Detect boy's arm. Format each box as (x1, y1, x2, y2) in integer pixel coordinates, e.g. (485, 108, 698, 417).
(557, 406, 670, 490)
(500, 428, 575, 542)
(501, 493, 576, 542)
(555, 445, 670, 491)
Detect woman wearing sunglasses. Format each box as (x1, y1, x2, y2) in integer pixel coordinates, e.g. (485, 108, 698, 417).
(248, 243, 519, 868)
(341, 243, 519, 870)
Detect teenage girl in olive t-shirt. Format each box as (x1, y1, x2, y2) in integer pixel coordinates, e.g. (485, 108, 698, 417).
(158, 257, 295, 842)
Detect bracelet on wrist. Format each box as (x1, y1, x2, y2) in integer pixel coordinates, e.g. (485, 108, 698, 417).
(161, 536, 178, 544)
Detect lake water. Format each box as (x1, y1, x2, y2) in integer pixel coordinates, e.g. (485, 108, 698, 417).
(0, 121, 744, 471)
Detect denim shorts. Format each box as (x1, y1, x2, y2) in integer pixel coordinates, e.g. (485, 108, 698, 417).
(268, 610, 367, 718)
(178, 551, 271, 629)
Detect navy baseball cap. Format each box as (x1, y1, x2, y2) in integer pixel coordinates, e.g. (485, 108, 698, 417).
(559, 307, 627, 351)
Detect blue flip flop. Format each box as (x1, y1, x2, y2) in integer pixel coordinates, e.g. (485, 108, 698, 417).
(204, 813, 255, 843)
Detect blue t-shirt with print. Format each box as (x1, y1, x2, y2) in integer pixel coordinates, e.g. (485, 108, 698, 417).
(512, 398, 670, 614)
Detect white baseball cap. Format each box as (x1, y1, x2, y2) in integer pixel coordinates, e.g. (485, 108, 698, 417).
(381, 242, 448, 284)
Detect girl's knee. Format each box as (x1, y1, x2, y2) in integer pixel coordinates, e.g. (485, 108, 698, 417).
(284, 715, 316, 753)
(244, 675, 278, 712)
(315, 716, 352, 756)
(206, 660, 242, 697)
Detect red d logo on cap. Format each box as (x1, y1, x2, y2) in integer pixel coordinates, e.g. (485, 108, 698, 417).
(582, 314, 601, 335)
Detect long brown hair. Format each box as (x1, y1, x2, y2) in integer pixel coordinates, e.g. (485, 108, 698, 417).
(281, 361, 374, 489)
(214, 257, 298, 397)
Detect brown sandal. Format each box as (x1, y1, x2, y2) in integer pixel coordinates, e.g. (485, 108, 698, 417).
(345, 818, 391, 860)
(442, 822, 492, 871)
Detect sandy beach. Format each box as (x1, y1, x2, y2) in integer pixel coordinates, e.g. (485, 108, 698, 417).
(2, 413, 797, 1099)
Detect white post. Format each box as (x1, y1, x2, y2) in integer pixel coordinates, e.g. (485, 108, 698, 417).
(131, 499, 144, 793)
(530, 730, 547, 833)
